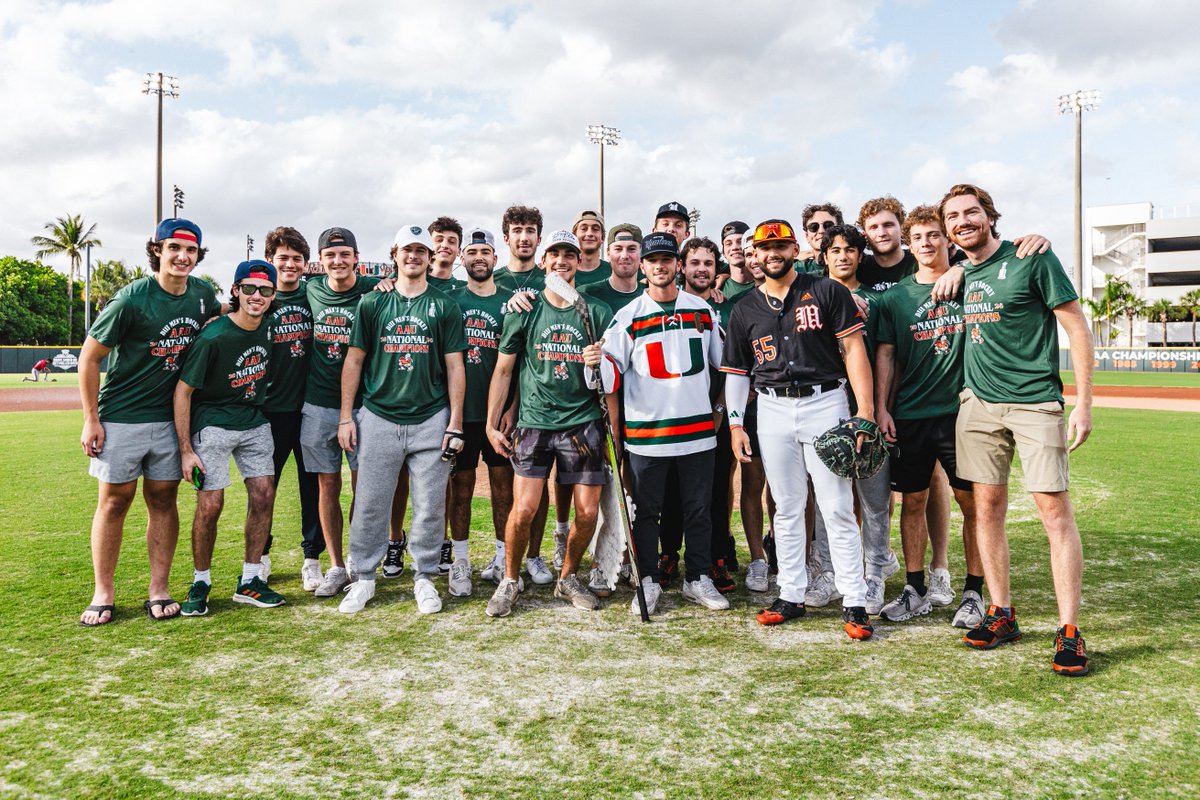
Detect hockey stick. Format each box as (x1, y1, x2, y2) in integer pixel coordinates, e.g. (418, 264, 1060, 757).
(544, 272, 650, 622)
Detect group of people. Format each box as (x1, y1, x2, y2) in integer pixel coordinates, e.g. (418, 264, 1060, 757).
(76, 183, 1096, 676)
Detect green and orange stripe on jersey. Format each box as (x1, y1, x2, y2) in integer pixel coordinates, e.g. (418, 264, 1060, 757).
(625, 309, 714, 341)
(624, 412, 715, 446)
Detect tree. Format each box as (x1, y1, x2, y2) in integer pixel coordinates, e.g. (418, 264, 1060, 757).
(0, 256, 85, 344)
(89, 259, 141, 312)
(1180, 289, 1200, 347)
(1116, 291, 1146, 347)
(1086, 275, 1134, 343)
(198, 273, 223, 296)
(1147, 299, 1173, 347)
(30, 214, 101, 346)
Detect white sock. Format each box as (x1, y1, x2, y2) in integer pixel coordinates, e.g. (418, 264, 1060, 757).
(194, 568, 211, 586)
(452, 539, 469, 561)
(303, 558, 320, 569)
(555, 521, 570, 537)
(242, 562, 262, 583)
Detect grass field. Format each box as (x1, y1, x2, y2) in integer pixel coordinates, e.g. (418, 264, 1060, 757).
(1, 408, 1198, 799)
(0, 373, 81, 388)
(1060, 369, 1200, 387)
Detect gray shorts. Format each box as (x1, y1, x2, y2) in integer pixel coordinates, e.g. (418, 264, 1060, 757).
(192, 423, 275, 491)
(88, 420, 181, 484)
(300, 402, 359, 473)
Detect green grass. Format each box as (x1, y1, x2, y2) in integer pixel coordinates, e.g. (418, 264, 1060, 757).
(1062, 369, 1200, 387)
(1, 408, 1197, 799)
(0, 373, 81, 388)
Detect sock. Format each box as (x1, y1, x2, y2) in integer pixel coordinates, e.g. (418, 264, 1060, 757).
(194, 568, 211, 586)
(907, 570, 927, 596)
(452, 539, 469, 561)
(304, 558, 320, 568)
(999, 606, 1014, 619)
(964, 574, 984, 595)
(555, 521, 570, 538)
(242, 562, 262, 583)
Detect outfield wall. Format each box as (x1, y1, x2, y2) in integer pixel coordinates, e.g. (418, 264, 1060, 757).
(1059, 347, 1200, 373)
(0, 346, 107, 373)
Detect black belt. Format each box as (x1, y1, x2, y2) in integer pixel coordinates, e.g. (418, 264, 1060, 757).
(757, 379, 844, 399)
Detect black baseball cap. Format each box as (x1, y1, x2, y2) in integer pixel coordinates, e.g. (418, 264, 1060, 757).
(641, 232, 680, 259)
(721, 220, 749, 241)
(318, 227, 358, 253)
(655, 201, 689, 223)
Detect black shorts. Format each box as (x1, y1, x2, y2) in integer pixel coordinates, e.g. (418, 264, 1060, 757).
(510, 418, 608, 485)
(457, 421, 510, 471)
(890, 413, 973, 494)
(744, 400, 762, 459)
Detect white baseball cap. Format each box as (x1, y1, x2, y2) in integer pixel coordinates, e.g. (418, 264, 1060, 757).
(543, 229, 581, 254)
(393, 223, 434, 254)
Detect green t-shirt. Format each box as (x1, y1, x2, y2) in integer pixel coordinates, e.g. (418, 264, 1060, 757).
(493, 265, 545, 295)
(722, 278, 756, 301)
(795, 256, 823, 275)
(574, 259, 612, 287)
(857, 250, 918, 293)
(875, 275, 966, 420)
(264, 283, 313, 414)
(428, 274, 466, 293)
(89, 275, 219, 423)
(849, 284, 884, 369)
(448, 286, 512, 424)
(499, 295, 613, 431)
(349, 288, 467, 425)
(180, 315, 271, 434)
(304, 274, 381, 409)
(580, 279, 644, 314)
(962, 241, 1078, 404)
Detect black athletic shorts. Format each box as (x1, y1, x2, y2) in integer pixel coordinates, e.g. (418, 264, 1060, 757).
(457, 421, 510, 471)
(889, 413, 973, 494)
(510, 418, 608, 485)
(744, 399, 762, 459)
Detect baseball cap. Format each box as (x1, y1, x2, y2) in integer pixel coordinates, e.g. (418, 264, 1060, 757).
(721, 220, 749, 242)
(742, 230, 756, 250)
(318, 227, 358, 253)
(154, 218, 202, 247)
(571, 210, 605, 232)
(607, 223, 644, 246)
(753, 219, 798, 245)
(462, 227, 495, 250)
(233, 259, 278, 286)
(641, 232, 680, 260)
(655, 201, 689, 223)
(393, 224, 434, 253)
(543, 229, 581, 254)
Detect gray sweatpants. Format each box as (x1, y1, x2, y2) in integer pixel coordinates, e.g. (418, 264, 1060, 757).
(348, 406, 451, 581)
(813, 459, 893, 578)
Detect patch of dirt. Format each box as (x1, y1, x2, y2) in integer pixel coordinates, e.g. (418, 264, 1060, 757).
(0, 387, 79, 411)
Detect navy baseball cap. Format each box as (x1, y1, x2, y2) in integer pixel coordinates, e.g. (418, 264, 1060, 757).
(233, 259, 278, 285)
(318, 227, 358, 253)
(154, 218, 202, 247)
(655, 201, 689, 223)
(641, 232, 680, 259)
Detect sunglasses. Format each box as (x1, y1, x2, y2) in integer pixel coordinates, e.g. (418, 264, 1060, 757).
(753, 221, 797, 243)
(805, 220, 836, 234)
(237, 283, 276, 297)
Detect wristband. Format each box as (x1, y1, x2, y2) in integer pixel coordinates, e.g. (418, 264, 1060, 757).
(338, 420, 354, 426)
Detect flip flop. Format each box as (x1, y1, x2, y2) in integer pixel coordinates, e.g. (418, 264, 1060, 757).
(79, 604, 116, 627)
(143, 598, 180, 621)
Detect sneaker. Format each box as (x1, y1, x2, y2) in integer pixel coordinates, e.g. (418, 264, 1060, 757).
(928, 567, 954, 607)
(301, 559, 323, 592)
(448, 559, 472, 598)
(382, 532, 407, 579)
(804, 570, 842, 608)
(259, 553, 272, 583)
(314, 566, 350, 597)
(232, 576, 285, 608)
(657, 552, 680, 588)
(180, 581, 211, 617)
(617, 562, 633, 586)
(554, 574, 600, 610)
(630, 576, 662, 616)
(880, 584, 932, 622)
(963, 605, 1021, 649)
(745, 559, 769, 593)
(842, 606, 875, 640)
(881, 551, 901, 581)
(763, 533, 778, 575)
(1052, 624, 1089, 677)
(413, 577, 442, 614)
(756, 597, 806, 626)
(951, 590, 985, 629)
(486, 578, 520, 618)
(338, 579, 375, 614)
(481, 553, 505, 584)
(864, 575, 885, 616)
(553, 530, 568, 571)
(526, 555, 554, 585)
(682, 574, 730, 610)
(437, 539, 453, 575)
(588, 566, 612, 598)
(710, 560, 735, 594)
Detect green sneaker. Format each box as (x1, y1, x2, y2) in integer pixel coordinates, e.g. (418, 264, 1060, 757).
(232, 576, 285, 608)
(180, 581, 211, 617)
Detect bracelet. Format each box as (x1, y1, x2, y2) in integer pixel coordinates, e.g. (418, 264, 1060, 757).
(338, 420, 354, 426)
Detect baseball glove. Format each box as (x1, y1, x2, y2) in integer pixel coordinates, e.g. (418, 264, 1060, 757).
(813, 416, 888, 479)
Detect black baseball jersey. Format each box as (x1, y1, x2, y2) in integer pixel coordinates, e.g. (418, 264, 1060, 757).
(720, 273, 864, 389)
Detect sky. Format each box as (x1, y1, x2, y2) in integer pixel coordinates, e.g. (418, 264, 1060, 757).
(3, 0, 1200, 293)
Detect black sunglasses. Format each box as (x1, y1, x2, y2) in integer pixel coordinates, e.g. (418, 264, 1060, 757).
(237, 283, 276, 297)
(805, 220, 836, 234)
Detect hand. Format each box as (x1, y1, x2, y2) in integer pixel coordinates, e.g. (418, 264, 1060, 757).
(1066, 405, 1092, 452)
(376, 277, 395, 292)
(499, 406, 517, 437)
(81, 418, 105, 457)
(877, 409, 896, 443)
(854, 412, 875, 453)
(711, 286, 727, 304)
(930, 265, 964, 302)
(730, 426, 753, 463)
(506, 290, 537, 313)
(852, 293, 870, 319)
(582, 340, 603, 368)
(337, 419, 357, 453)
(487, 425, 513, 457)
(181, 450, 204, 482)
(1013, 234, 1051, 259)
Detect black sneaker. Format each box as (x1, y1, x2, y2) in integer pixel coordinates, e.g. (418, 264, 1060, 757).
(437, 538, 452, 575)
(763, 533, 778, 576)
(963, 605, 1022, 649)
(1052, 625, 1089, 677)
(710, 559, 735, 594)
(756, 597, 806, 626)
(657, 552, 680, 588)
(382, 530, 407, 579)
(842, 606, 874, 640)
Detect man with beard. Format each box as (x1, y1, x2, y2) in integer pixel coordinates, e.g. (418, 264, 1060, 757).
(797, 203, 843, 275)
(572, 210, 612, 287)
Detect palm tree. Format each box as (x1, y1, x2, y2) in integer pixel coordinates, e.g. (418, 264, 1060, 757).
(1117, 292, 1146, 347)
(31, 214, 101, 345)
(1181, 289, 1200, 347)
(1147, 299, 1173, 347)
(89, 259, 138, 311)
(1087, 276, 1133, 343)
(198, 274, 223, 296)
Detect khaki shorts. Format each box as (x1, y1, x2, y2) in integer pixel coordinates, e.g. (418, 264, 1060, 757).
(955, 388, 1069, 493)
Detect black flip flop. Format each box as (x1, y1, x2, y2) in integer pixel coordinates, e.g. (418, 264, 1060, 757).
(143, 598, 180, 621)
(79, 604, 116, 627)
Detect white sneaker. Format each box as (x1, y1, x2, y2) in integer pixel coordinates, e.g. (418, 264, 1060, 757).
(630, 576, 662, 615)
(448, 559, 472, 598)
(880, 584, 932, 622)
(588, 566, 612, 598)
(682, 574, 730, 610)
(481, 553, 505, 584)
(526, 555, 554, 585)
(553, 530, 568, 571)
(952, 589, 985, 629)
(314, 566, 350, 597)
(865, 575, 885, 616)
(928, 567, 954, 607)
(745, 559, 769, 593)
(338, 579, 375, 614)
(301, 559, 323, 592)
(881, 551, 901, 581)
(413, 578, 442, 614)
(804, 570, 842, 607)
(259, 553, 272, 583)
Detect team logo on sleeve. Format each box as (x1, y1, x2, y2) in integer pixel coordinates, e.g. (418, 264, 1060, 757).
(553, 362, 570, 380)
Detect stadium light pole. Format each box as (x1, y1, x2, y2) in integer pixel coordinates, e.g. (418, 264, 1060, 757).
(688, 208, 701, 238)
(84, 243, 92, 333)
(1058, 89, 1101, 294)
(246, 235, 255, 260)
(173, 185, 185, 217)
(143, 72, 180, 226)
(586, 125, 620, 217)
